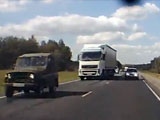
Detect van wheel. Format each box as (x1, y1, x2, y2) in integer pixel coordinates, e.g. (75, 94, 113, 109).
(49, 85, 56, 94)
(35, 87, 42, 94)
(24, 89, 30, 94)
(5, 86, 14, 97)
(48, 85, 56, 97)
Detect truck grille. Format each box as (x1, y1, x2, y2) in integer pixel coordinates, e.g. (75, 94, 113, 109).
(82, 71, 97, 76)
(82, 65, 98, 69)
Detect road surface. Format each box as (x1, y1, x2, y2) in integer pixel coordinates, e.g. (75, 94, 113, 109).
(0, 75, 160, 120)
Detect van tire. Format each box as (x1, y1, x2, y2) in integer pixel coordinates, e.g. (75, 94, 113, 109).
(5, 86, 13, 98)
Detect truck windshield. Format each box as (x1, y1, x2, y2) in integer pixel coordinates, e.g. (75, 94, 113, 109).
(80, 51, 102, 61)
(15, 56, 48, 68)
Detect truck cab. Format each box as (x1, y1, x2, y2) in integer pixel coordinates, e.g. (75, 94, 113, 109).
(78, 49, 105, 80)
(4, 53, 58, 97)
(78, 44, 116, 80)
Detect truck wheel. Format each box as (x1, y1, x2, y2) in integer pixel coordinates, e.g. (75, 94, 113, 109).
(5, 86, 14, 97)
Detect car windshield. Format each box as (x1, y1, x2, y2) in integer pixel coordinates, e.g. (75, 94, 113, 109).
(80, 51, 102, 61)
(15, 56, 48, 68)
(127, 69, 137, 72)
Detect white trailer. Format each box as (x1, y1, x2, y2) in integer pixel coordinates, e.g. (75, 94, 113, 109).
(78, 44, 117, 80)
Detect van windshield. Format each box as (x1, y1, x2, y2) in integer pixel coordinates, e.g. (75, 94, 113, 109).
(15, 56, 48, 69)
(127, 69, 137, 72)
(80, 51, 102, 61)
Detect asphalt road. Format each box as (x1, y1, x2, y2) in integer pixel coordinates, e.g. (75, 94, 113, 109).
(0, 75, 160, 120)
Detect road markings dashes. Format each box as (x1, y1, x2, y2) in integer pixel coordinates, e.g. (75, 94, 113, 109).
(82, 91, 92, 98)
(105, 81, 110, 84)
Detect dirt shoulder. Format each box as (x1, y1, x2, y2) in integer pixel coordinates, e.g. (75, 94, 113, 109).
(141, 72, 160, 97)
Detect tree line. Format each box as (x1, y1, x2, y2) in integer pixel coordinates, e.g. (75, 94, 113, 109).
(150, 57, 160, 73)
(0, 36, 74, 71)
(131, 56, 160, 74)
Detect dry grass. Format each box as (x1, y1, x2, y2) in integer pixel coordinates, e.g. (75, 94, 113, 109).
(142, 71, 160, 79)
(0, 70, 10, 94)
(58, 71, 79, 83)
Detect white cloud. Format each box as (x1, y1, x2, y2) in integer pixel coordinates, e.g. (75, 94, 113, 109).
(0, 2, 160, 64)
(41, 0, 55, 4)
(132, 24, 142, 32)
(112, 43, 160, 64)
(0, 0, 28, 12)
(0, 14, 130, 39)
(127, 32, 147, 41)
(76, 31, 148, 44)
(113, 3, 160, 21)
(77, 32, 125, 44)
(0, 0, 58, 12)
(144, 3, 160, 13)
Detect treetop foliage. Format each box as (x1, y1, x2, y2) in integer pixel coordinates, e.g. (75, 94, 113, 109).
(0, 36, 72, 71)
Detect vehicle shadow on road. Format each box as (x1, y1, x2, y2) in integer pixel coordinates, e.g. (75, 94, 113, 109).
(6, 90, 88, 102)
(55, 90, 88, 98)
(102, 75, 144, 81)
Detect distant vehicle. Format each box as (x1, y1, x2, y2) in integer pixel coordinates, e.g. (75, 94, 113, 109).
(4, 53, 59, 97)
(78, 44, 117, 80)
(124, 67, 129, 72)
(125, 68, 139, 80)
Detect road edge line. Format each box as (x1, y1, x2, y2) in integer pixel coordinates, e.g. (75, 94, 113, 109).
(0, 96, 6, 99)
(60, 79, 80, 85)
(143, 80, 160, 101)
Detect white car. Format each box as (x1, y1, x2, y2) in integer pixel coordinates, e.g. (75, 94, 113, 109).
(125, 68, 139, 80)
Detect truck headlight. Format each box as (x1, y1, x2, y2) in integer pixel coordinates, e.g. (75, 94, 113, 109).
(29, 74, 34, 79)
(98, 69, 100, 74)
(79, 69, 82, 74)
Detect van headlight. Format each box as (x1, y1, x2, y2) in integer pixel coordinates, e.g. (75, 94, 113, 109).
(5, 74, 12, 79)
(29, 74, 34, 79)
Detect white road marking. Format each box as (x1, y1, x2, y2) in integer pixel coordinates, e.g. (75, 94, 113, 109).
(60, 79, 80, 85)
(0, 80, 80, 99)
(0, 96, 6, 99)
(105, 81, 110, 84)
(0, 92, 23, 99)
(82, 91, 92, 98)
(143, 80, 160, 101)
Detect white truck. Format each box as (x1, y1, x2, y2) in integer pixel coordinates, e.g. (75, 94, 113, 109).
(78, 44, 117, 80)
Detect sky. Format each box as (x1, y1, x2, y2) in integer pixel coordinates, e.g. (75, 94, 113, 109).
(0, 0, 160, 65)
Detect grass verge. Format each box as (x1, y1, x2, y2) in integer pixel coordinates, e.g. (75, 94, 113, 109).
(58, 71, 79, 83)
(0, 70, 10, 95)
(0, 70, 79, 95)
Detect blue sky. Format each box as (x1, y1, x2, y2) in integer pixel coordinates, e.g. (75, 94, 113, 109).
(0, 0, 160, 64)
